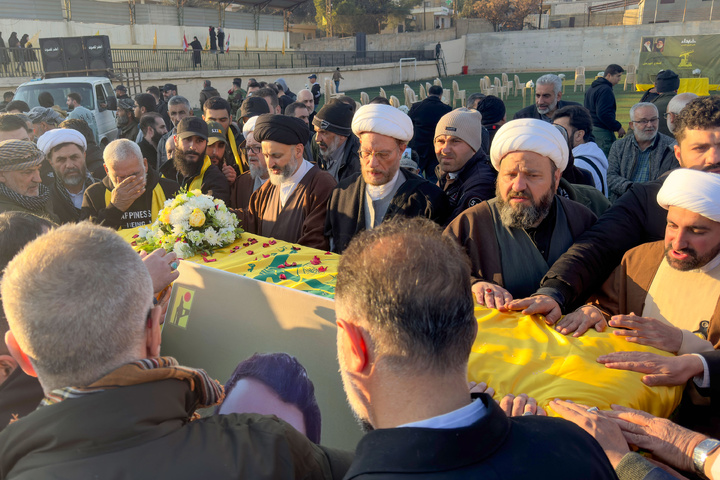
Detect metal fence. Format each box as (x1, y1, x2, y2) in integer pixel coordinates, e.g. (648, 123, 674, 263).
(0, 48, 436, 78)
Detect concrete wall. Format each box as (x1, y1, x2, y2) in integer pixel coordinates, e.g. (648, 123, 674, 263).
(465, 20, 720, 73)
(0, 62, 440, 109)
(300, 29, 458, 52)
(0, 19, 288, 50)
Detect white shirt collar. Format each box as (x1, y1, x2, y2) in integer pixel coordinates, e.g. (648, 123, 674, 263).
(366, 168, 401, 201)
(279, 159, 313, 208)
(398, 398, 486, 430)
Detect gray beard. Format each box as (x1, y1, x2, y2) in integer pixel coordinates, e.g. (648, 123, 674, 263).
(496, 186, 555, 230)
(249, 162, 265, 181)
(268, 161, 296, 186)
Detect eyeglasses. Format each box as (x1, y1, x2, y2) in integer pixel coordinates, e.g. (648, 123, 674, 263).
(358, 148, 399, 162)
(245, 146, 262, 155)
(633, 117, 659, 125)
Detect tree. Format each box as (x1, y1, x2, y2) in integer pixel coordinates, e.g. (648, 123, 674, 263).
(464, 0, 540, 31)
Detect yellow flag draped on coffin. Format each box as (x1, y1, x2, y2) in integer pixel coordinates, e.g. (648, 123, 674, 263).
(105, 184, 167, 231)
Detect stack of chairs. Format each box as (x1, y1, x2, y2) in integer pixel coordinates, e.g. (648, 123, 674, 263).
(452, 80, 466, 108)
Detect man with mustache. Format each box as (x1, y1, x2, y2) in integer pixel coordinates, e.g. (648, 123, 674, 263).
(159, 117, 230, 204)
(230, 115, 268, 211)
(556, 168, 720, 351)
(239, 114, 336, 249)
(37, 128, 96, 223)
(444, 118, 597, 307)
(0, 140, 56, 220)
(513, 74, 580, 123)
(607, 102, 677, 202)
(313, 99, 359, 182)
(137, 112, 167, 172)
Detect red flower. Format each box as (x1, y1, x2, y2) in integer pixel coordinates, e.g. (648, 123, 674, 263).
(318, 266, 327, 272)
(246, 250, 254, 255)
(310, 256, 321, 265)
(279, 273, 287, 280)
(263, 254, 270, 258)
(130, 241, 137, 246)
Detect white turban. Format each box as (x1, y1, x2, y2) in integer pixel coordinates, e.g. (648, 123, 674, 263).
(242, 115, 259, 137)
(657, 169, 720, 222)
(351, 104, 413, 143)
(37, 128, 87, 156)
(489, 118, 569, 172)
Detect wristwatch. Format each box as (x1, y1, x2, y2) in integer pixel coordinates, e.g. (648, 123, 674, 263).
(693, 438, 720, 479)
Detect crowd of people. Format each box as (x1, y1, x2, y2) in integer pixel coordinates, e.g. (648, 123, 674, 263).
(0, 65, 719, 479)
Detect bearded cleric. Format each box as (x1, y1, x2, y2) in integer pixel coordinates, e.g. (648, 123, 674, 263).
(444, 118, 598, 307)
(239, 114, 336, 250)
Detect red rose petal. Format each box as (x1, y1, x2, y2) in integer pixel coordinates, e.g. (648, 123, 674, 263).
(292, 262, 297, 267)
(310, 256, 321, 265)
(278, 264, 285, 268)
(318, 266, 327, 272)
(279, 273, 287, 280)
(269, 240, 276, 245)
(130, 241, 137, 246)
(263, 243, 269, 248)
(243, 243, 249, 247)
(292, 246, 301, 251)
(246, 250, 253, 255)
(263, 254, 270, 258)
(325, 252, 332, 255)
(132, 234, 139, 238)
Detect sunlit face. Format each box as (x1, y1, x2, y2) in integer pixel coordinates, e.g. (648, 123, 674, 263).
(48, 143, 87, 187)
(175, 135, 207, 165)
(245, 132, 268, 181)
(674, 127, 720, 173)
(133, 101, 143, 120)
(298, 91, 314, 111)
(535, 83, 560, 115)
(552, 116, 583, 149)
(32, 122, 53, 140)
(665, 206, 720, 271)
(314, 128, 346, 157)
(335, 303, 372, 430)
(165, 135, 176, 160)
(359, 133, 403, 186)
(204, 109, 231, 133)
(262, 140, 302, 185)
(0, 127, 30, 142)
(168, 103, 190, 128)
(218, 377, 306, 434)
(607, 72, 623, 86)
(630, 106, 659, 142)
(106, 156, 146, 189)
(0, 165, 42, 196)
(434, 135, 475, 173)
(207, 140, 227, 167)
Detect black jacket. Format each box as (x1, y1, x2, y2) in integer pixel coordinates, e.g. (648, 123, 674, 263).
(408, 96, 452, 175)
(539, 176, 666, 310)
(513, 100, 581, 121)
(81, 168, 180, 229)
(325, 169, 449, 254)
(318, 134, 361, 184)
(199, 87, 221, 109)
(585, 78, 622, 132)
(311, 83, 321, 105)
(160, 156, 230, 205)
(436, 149, 496, 222)
(345, 393, 618, 480)
(156, 100, 172, 131)
(0, 369, 43, 434)
(138, 138, 158, 171)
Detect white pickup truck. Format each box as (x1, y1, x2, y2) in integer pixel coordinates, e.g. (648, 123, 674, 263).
(14, 76, 119, 146)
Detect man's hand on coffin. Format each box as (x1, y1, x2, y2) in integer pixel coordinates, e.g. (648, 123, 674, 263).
(597, 351, 704, 387)
(554, 305, 608, 337)
(505, 295, 563, 325)
(472, 282, 512, 311)
(609, 314, 683, 354)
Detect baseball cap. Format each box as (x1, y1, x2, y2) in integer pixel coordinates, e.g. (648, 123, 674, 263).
(176, 117, 208, 140)
(162, 83, 177, 92)
(206, 121, 228, 146)
(308, 74, 317, 79)
(115, 85, 127, 92)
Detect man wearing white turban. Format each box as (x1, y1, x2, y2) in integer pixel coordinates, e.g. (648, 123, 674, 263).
(37, 128, 95, 223)
(444, 118, 597, 306)
(324, 104, 449, 254)
(557, 169, 720, 357)
(229, 115, 268, 211)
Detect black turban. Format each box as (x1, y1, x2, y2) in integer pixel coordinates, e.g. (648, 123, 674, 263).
(253, 114, 310, 146)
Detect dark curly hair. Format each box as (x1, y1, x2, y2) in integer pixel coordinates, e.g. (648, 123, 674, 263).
(674, 96, 720, 144)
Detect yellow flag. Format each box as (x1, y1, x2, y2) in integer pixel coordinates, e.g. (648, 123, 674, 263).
(153, 30, 157, 51)
(205, 35, 210, 50)
(321, 16, 327, 26)
(27, 32, 40, 48)
(244, 36, 248, 53)
(96, 30, 100, 36)
(282, 39, 285, 55)
(264, 36, 268, 52)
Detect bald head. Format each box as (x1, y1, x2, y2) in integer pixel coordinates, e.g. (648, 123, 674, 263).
(298, 89, 314, 111)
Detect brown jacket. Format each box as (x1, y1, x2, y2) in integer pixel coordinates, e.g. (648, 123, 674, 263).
(241, 165, 336, 250)
(444, 196, 597, 287)
(591, 240, 720, 349)
(230, 171, 255, 211)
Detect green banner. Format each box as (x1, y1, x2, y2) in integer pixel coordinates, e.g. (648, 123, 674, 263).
(638, 35, 720, 84)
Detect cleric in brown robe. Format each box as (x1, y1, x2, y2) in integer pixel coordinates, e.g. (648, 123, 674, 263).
(444, 119, 597, 309)
(240, 114, 336, 250)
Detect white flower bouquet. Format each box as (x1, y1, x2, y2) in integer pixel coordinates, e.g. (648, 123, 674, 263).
(135, 189, 243, 259)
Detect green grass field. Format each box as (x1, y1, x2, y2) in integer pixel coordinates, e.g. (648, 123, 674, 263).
(342, 71, 717, 129)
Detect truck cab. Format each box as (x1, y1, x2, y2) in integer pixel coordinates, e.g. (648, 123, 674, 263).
(14, 76, 118, 146)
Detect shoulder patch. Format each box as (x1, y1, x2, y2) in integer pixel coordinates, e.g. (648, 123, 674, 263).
(467, 197, 482, 207)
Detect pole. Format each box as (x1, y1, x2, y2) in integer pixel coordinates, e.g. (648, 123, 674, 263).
(653, 0, 659, 23)
(424, 1, 427, 31)
(682, 0, 688, 21)
(538, 0, 543, 29)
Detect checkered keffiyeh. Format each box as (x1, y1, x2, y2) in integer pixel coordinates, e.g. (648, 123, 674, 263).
(0, 140, 45, 171)
(40, 357, 225, 416)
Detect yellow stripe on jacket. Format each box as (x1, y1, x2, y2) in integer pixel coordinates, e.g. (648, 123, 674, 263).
(228, 128, 245, 174)
(105, 183, 167, 231)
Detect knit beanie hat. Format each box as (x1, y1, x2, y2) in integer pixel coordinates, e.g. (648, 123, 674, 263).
(312, 99, 353, 136)
(434, 108, 483, 152)
(240, 96, 271, 119)
(477, 95, 506, 125)
(655, 70, 680, 93)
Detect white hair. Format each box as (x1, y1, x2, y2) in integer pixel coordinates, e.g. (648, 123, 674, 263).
(630, 102, 659, 121)
(667, 93, 699, 114)
(536, 74, 562, 94)
(1, 223, 153, 392)
(103, 138, 144, 169)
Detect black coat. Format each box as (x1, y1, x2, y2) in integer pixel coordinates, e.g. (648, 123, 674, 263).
(159, 156, 230, 205)
(436, 149, 497, 222)
(0, 369, 43, 434)
(585, 78, 622, 132)
(344, 393, 619, 480)
(513, 100, 581, 121)
(408, 96, 452, 176)
(540, 176, 667, 310)
(209, 28, 217, 51)
(325, 169, 449, 254)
